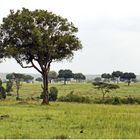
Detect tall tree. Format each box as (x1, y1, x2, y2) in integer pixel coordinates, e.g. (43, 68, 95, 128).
(58, 69, 73, 85)
(0, 8, 82, 104)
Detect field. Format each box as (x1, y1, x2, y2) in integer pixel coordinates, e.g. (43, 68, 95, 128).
(0, 82, 140, 139)
(7, 82, 140, 99)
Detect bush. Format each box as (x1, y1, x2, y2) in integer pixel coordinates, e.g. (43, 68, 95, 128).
(112, 97, 121, 105)
(0, 86, 6, 99)
(40, 86, 58, 101)
(121, 97, 136, 104)
(6, 80, 13, 93)
(58, 91, 91, 103)
(49, 87, 58, 101)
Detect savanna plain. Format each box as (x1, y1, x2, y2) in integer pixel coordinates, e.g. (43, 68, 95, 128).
(0, 82, 140, 139)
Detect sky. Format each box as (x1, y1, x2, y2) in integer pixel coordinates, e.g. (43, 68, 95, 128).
(0, 0, 140, 75)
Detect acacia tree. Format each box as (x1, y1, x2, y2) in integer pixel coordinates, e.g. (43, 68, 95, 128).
(112, 71, 123, 84)
(101, 73, 112, 82)
(121, 72, 136, 86)
(73, 73, 86, 82)
(92, 82, 119, 100)
(0, 8, 82, 104)
(58, 69, 73, 85)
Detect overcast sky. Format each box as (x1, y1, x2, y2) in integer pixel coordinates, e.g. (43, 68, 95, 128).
(1, 0, 140, 75)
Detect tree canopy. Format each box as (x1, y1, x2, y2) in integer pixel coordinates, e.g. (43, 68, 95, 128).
(92, 82, 120, 100)
(48, 71, 57, 83)
(0, 8, 82, 104)
(73, 73, 86, 82)
(121, 72, 136, 86)
(58, 69, 73, 84)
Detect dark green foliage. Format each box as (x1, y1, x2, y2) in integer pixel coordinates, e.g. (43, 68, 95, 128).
(121, 97, 136, 104)
(94, 77, 102, 82)
(58, 91, 91, 103)
(101, 73, 112, 82)
(112, 71, 123, 83)
(93, 97, 140, 105)
(112, 97, 121, 105)
(0, 79, 2, 86)
(6, 80, 13, 93)
(53, 135, 69, 139)
(6, 74, 13, 80)
(58, 69, 73, 84)
(40, 87, 58, 101)
(121, 72, 136, 86)
(0, 79, 6, 99)
(49, 87, 58, 101)
(73, 73, 86, 82)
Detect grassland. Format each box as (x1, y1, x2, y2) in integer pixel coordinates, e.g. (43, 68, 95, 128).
(7, 82, 140, 100)
(0, 82, 140, 139)
(0, 101, 140, 139)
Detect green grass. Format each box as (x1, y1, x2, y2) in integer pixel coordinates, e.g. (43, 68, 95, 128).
(0, 101, 139, 139)
(0, 82, 140, 138)
(7, 82, 140, 100)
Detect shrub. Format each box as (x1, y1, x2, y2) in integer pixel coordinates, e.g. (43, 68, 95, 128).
(0, 88, 6, 99)
(40, 86, 58, 101)
(121, 97, 136, 104)
(58, 91, 91, 103)
(49, 87, 58, 101)
(6, 80, 13, 93)
(0, 80, 6, 99)
(112, 97, 121, 105)
(53, 134, 69, 139)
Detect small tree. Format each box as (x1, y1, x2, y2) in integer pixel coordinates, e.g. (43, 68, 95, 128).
(12, 73, 24, 100)
(92, 82, 119, 100)
(58, 69, 73, 85)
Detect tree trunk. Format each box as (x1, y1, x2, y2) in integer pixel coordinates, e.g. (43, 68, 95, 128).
(64, 78, 66, 85)
(42, 72, 49, 104)
(128, 80, 131, 86)
(16, 81, 20, 100)
(103, 93, 105, 101)
(16, 87, 19, 100)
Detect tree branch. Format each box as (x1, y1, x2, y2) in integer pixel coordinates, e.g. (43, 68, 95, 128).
(16, 59, 33, 68)
(31, 60, 42, 74)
